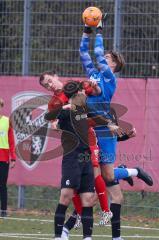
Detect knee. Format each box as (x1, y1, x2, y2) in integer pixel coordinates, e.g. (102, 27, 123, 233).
(81, 193, 95, 207)
(59, 192, 73, 206)
(112, 192, 124, 204)
(101, 168, 115, 182)
(103, 174, 114, 183)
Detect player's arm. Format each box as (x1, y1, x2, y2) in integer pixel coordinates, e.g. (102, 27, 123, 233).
(87, 115, 111, 127)
(44, 95, 67, 121)
(82, 80, 101, 96)
(117, 128, 136, 141)
(79, 27, 97, 78)
(8, 120, 16, 167)
(94, 33, 115, 82)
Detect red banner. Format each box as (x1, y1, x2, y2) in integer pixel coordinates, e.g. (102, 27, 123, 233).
(0, 76, 158, 192)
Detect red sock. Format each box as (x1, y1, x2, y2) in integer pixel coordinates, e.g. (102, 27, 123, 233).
(95, 175, 109, 212)
(72, 192, 82, 215)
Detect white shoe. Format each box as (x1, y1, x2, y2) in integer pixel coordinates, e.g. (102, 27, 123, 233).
(61, 226, 69, 240)
(61, 236, 69, 240)
(74, 214, 81, 229)
(99, 210, 113, 226)
(54, 238, 61, 240)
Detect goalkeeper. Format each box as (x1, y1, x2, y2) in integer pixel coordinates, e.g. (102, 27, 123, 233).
(79, 14, 153, 186)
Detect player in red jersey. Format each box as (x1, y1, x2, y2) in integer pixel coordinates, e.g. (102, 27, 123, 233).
(39, 71, 116, 225)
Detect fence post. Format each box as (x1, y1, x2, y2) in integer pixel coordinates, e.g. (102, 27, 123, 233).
(18, 0, 31, 209)
(22, 0, 31, 75)
(114, 0, 122, 51)
(18, 185, 25, 209)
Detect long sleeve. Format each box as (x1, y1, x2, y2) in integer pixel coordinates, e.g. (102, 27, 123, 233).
(79, 34, 97, 77)
(8, 122, 16, 160)
(45, 93, 68, 121)
(94, 34, 116, 82)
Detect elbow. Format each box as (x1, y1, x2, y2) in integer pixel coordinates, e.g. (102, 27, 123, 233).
(79, 46, 85, 57)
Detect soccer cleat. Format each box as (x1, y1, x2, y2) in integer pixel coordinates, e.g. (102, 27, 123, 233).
(136, 167, 153, 186)
(0, 210, 7, 218)
(99, 210, 113, 226)
(118, 164, 134, 186)
(74, 214, 81, 229)
(61, 236, 69, 240)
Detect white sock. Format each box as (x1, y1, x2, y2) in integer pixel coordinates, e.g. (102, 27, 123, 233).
(113, 237, 123, 240)
(83, 238, 92, 240)
(61, 227, 69, 237)
(127, 168, 138, 177)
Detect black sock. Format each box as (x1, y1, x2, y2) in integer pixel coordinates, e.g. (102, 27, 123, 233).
(110, 203, 121, 238)
(54, 203, 68, 237)
(64, 210, 77, 231)
(81, 207, 93, 238)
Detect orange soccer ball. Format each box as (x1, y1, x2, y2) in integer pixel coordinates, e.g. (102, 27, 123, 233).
(82, 6, 102, 27)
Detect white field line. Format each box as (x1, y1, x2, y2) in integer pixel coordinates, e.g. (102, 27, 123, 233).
(1, 216, 159, 231)
(0, 233, 159, 239)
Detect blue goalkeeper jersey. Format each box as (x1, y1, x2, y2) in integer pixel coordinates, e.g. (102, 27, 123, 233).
(79, 33, 117, 121)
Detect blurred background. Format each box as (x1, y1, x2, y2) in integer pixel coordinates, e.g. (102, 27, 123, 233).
(0, 0, 159, 77)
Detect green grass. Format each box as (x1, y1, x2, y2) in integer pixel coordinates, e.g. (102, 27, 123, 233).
(0, 213, 159, 240)
(8, 185, 159, 219)
(4, 185, 159, 239)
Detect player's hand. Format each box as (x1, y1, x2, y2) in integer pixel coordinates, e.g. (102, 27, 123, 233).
(10, 160, 16, 169)
(62, 103, 76, 111)
(89, 79, 98, 87)
(96, 12, 108, 29)
(52, 120, 59, 130)
(62, 103, 72, 110)
(108, 123, 124, 136)
(126, 128, 136, 138)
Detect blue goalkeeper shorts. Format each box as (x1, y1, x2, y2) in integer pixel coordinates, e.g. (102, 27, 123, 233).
(96, 128, 117, 164)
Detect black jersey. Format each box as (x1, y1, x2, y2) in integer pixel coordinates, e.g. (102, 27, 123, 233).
(58, 106, 90, 156)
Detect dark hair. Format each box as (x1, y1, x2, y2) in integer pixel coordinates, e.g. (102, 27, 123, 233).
(39, 70, 56, 85)
(106, 50, 125, 73)
(0, 98, 4, 107)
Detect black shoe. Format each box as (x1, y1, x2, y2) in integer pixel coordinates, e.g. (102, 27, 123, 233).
(118, 164, 134, 186)
(135, 167, 153, 186)
(1, 210, 7, 218)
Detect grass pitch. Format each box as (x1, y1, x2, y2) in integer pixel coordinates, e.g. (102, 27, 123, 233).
(0, 212, 159, 240)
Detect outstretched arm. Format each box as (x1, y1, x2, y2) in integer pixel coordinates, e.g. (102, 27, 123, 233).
(79, 31, 97, 78)
(94, 33, 115, 81)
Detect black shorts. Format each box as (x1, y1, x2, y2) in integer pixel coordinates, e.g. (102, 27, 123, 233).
(61, 150, 94, 193)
